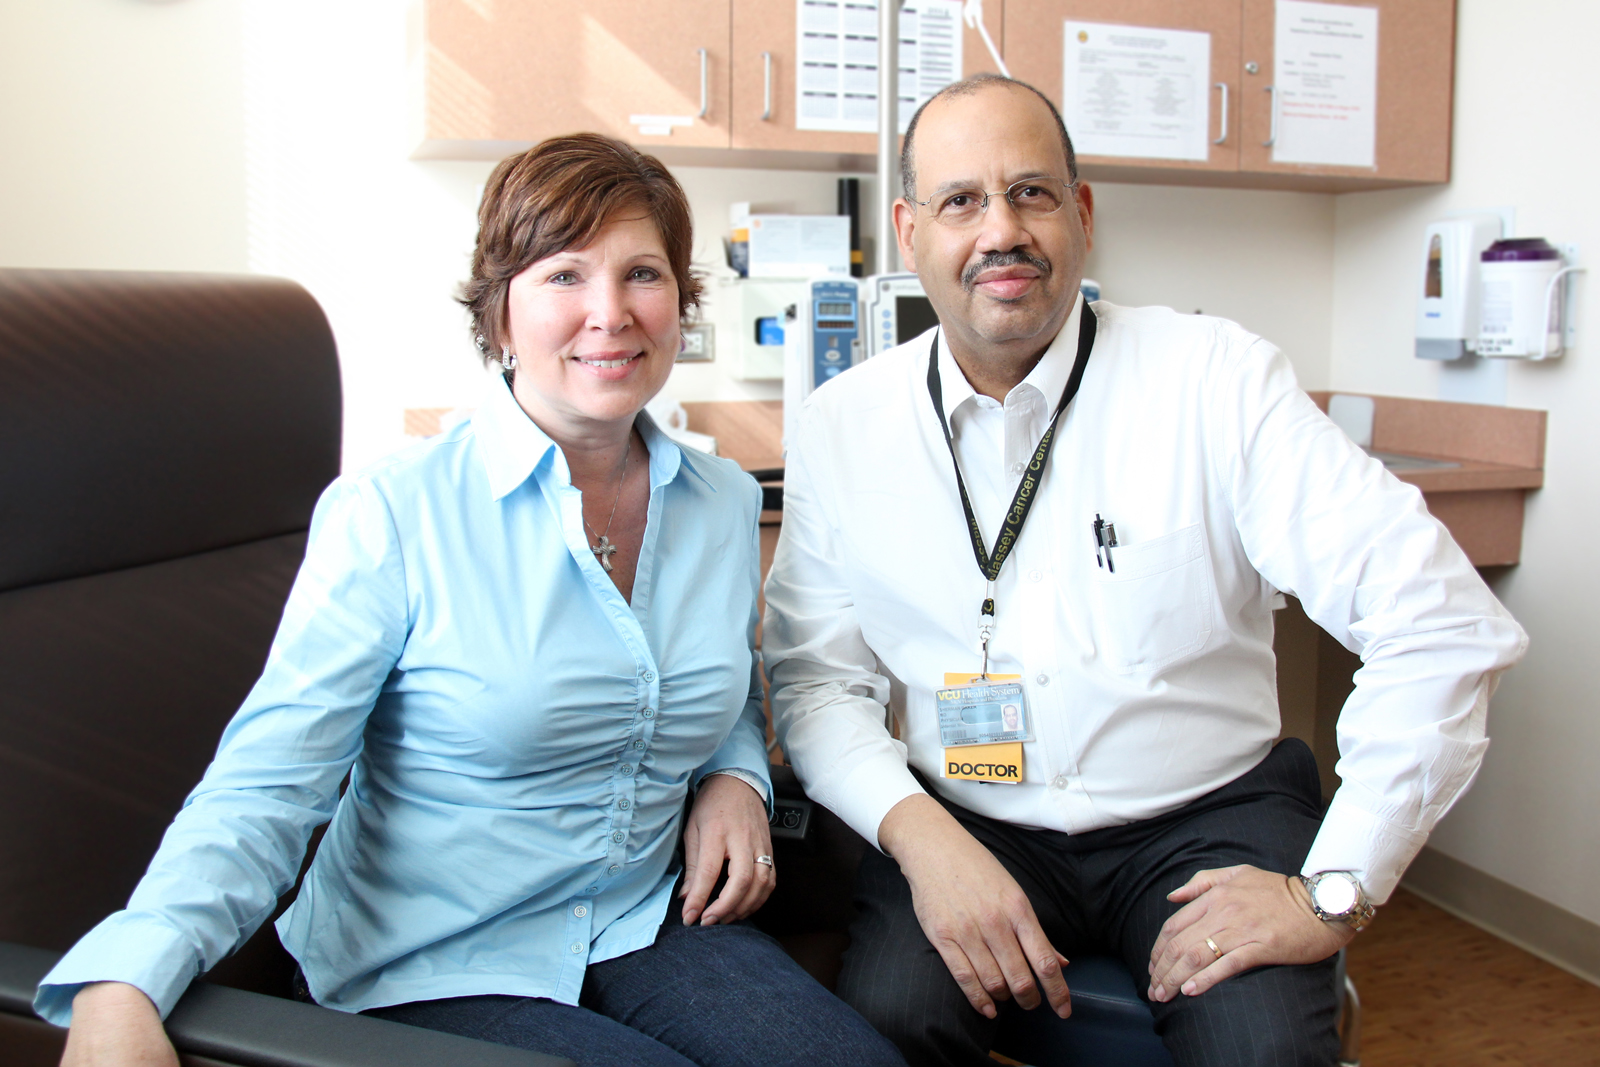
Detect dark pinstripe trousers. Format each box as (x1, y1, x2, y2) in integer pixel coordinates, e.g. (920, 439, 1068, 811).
(836, 738, 1342, 1067)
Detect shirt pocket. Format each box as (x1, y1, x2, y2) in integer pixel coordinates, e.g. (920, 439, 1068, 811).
(1090, 523, 1214, 674)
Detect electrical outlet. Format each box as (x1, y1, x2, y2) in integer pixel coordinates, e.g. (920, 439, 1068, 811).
(678, 322, 715, 362)
(768, 797, 813, 841)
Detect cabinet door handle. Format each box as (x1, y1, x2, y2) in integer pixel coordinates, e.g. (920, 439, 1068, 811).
(1213, 82, 1228, 145)
(698, 47, 709, 118)
(1263, 84, 1277, 147)
(762, 51, 772, 121)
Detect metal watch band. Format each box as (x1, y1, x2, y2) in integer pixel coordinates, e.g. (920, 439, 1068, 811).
(1299, 872, 1377, 931)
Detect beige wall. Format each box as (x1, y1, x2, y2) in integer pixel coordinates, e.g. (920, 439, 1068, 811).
(0, 0, 248, 272)
(1085, 182, 1334, 389)
(1328, 0, 1600, 926)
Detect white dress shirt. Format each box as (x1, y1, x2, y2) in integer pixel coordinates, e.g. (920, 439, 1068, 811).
(763, 297, 1527, 903)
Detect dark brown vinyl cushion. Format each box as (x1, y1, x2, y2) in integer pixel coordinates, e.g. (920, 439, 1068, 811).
(0, 269, 341, 593)
(0, 269, 340, 996)
(0, 535, 309, 952)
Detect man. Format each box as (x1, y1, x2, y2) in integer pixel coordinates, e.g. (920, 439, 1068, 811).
(763, 74, 1525, 1067)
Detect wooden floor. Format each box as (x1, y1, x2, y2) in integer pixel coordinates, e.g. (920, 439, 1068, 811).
(1345, 888, 1600, 1066)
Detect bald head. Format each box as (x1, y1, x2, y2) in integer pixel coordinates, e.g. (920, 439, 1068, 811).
(900, 75, 1077, 202)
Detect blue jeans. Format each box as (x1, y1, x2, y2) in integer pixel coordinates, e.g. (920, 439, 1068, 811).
(365, 895, 906, 1067)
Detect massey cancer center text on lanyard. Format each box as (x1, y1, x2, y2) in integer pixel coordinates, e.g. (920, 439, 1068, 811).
(927, 304, 1097, 676)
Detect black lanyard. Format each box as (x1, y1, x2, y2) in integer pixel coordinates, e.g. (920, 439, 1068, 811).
(927, 304, 1096, 673)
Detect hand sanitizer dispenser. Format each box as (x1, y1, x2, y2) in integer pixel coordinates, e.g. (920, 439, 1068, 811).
(1476, 238, 1581, 360)
(1416, 217, 1501, 361)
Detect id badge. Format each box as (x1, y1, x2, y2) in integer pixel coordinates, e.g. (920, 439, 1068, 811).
(937, 674, 1031, 747)
(938, 673, 1027, 784)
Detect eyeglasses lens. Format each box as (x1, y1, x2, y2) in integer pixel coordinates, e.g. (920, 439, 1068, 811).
(932, 178, 1070, 226)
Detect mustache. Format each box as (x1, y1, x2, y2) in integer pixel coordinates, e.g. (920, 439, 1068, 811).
(961, 250, 1053, 292)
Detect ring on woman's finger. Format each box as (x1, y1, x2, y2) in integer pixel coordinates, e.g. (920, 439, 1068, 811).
(754, 854, 774, 869)
(1204, 936, 1223, 960)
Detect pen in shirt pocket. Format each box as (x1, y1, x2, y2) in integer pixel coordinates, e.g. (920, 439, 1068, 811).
(1092, 514, 1117, 572)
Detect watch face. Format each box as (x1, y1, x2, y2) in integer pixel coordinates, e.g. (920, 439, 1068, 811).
(1312, 873, 1359, 915)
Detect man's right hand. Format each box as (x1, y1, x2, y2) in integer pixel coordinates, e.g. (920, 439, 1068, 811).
(878, 793, 1071, 1020)
(61, 981, 178, 1067)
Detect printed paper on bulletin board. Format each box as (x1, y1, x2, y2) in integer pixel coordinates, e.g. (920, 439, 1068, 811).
(1061, 20, 1211, 162)
(1272, 0, 1378, 168)
(795, 0, 963, 134)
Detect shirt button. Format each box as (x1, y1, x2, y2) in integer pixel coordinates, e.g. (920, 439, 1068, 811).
(632, 739, 646, 750)
(642, 708, 655, 718)
(570, 942, 584, 954)
(1051, 775, 1069, 790)
(574, 905, 588, 917)
(607, 864, 620, 875)
(611, 830, 625, 843)
(1010, 461, 1025, 474)
(642, 670, 656, 683)
(617, 798, 631, 810)
(1029, 569, 1043, 582)
(620, 764, 634, 776)
(1036, 673, 1050, 686)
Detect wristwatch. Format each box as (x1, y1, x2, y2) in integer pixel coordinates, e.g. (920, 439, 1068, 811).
(1298, 871, 1376, 931)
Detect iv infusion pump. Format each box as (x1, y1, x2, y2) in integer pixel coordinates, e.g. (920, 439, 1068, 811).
(783, 277, 864, 450)
(865, 272, 941, 356)
(783, 273, 936, 449)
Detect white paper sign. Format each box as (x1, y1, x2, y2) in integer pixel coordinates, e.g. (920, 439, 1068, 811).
(748, 215, 852, 278)
(796, 0, 964, 134)
(1272, 0, 1378, 167)
(1061, 21, 1212, 162)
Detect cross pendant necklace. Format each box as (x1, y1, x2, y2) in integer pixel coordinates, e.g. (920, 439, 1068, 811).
(583, 442, 630, 574)
(591, 535, 618, 570)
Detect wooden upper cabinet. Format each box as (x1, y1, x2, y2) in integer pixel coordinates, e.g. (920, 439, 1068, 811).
(414, 1, 1456, 191)
(728, 0, 1007, 154)
(1003, 0, 1243, 176)
(1238, 0, 1454, 183)
(418, 0, 732, 154)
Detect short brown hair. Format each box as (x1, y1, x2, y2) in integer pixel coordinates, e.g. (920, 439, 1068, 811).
(460, 133, 701, 359)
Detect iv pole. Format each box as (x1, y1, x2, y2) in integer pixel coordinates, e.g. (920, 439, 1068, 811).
(875, 0, 901, 277)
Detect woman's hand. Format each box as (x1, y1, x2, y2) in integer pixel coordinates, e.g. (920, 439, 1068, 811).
(60, 982, 178, 1067)
(679, 772, 775, 926)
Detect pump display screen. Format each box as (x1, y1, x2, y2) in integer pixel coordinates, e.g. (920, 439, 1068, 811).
(896, 295, 940, 343)
(817, 301, 855, 317)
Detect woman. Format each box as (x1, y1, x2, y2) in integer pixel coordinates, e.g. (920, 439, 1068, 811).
(39, 134, 904, 1067)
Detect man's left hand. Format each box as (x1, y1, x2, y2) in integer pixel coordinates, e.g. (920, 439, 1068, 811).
(1146, 864, 1354, 1002)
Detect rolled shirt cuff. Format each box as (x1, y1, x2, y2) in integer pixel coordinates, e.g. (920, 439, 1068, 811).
(1300, 791, 1429, 905)
(701, 767, 769, 804)
(33, 913, 204, 1026)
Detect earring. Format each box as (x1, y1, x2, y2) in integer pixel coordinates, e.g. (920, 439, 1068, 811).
(500, 346, 519, 371)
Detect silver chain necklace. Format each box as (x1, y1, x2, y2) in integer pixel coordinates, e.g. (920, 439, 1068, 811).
(583, 443, 629, 573)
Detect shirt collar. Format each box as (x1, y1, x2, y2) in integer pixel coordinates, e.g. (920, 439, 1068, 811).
(934, 291, 1085, 425)
(475, 372, 557, 501)
(474, 373, 712, 501)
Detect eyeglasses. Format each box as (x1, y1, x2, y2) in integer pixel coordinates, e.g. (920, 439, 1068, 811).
(912, 176, 1077, 227)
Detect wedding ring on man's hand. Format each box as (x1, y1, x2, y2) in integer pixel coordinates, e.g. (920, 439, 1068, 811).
(1205, 937, 1223, 960)
(755, 855, 775, 868)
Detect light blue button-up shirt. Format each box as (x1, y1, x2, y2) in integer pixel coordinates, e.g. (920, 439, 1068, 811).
(36, 375, 771, 1023)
